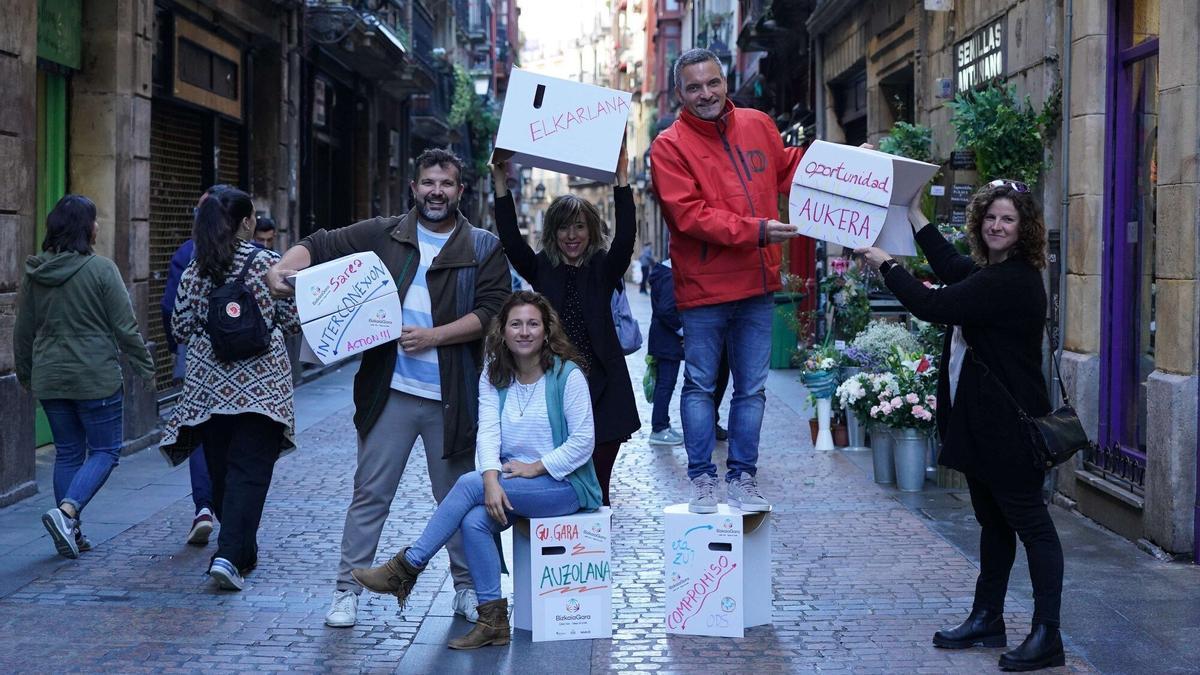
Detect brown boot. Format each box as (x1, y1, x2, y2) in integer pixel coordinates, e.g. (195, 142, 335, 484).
(446, 598, 510, 650)
(351, 547, 423, 607)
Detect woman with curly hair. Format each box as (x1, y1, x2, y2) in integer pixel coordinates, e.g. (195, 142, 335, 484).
(856, 180, 1064, 671)
(352, 291, 601, 649)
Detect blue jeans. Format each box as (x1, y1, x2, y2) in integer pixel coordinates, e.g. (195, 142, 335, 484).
(679, 293, 773, 481)
(189, 445, 213, 513)
(41, 388, 124, 514)
(651, 357, 681, 432)
(405, 470, 580, 602)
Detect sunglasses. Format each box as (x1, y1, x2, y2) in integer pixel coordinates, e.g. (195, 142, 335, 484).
(987, 178, 1030, 193)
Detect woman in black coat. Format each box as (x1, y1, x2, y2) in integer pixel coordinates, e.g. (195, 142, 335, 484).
(491, 143, 640, 505)
(857, 180, 1064, 672)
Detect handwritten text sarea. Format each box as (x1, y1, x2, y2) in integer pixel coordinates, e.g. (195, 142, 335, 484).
(528, 96, 630, 143)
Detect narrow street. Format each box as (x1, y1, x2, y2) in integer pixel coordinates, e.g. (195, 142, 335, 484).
(0, 292, 1195, 674)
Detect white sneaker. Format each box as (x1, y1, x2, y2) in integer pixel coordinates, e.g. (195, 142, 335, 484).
(325, 589, 359, 627)
(452, 588, 479, 623)
(648, 429, 684, 446)
(208, 557, 245, 591)
(42, 507, 80, 559)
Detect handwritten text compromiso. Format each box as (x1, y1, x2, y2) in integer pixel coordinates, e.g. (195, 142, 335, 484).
(794, 195, 874, 239)
(803, 161, 891, 195)
(529, 96, 630, 142)
(666, 555, 736, 630)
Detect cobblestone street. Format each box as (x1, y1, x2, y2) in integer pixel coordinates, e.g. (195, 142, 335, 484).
(0, 293, 1193, 673)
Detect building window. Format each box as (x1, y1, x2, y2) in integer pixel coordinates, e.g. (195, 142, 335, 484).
(1101, 0, 1158, 462)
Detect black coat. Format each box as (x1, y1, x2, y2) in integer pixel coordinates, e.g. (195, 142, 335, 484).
(495, 186, 641, 444)
(648, 262, 684, 361)
(884, 225, 1051, 485)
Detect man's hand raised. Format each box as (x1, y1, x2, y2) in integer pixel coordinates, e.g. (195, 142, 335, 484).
(765, 219, 799, 244)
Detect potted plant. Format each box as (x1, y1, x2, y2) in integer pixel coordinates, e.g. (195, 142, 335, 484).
(801, 341, 840, 450)
(873, 351, 938, 492)
(835, 371, 874, 453)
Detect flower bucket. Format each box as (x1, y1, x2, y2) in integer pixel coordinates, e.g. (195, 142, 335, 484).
(893, 427, 928, 492)
(801, 370, 838, 399)
(870, 426, 895, 485)
(845, 409, 869, 450)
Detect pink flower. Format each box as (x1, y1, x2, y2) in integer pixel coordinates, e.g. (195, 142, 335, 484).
(880, 402, 894, 414)
(890, 396, 903, 408)
(912, 405, 932, 421)
(905, 393, 920, 405)
(870, 405, 881, 418)
(926, 395, 938, 411)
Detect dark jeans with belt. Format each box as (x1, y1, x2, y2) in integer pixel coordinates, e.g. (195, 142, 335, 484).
(966, 474, 1063, 627)
(200, 413, 282, 573)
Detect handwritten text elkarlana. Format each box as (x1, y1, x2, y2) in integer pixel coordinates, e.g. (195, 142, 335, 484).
(529, 96, 630, 142)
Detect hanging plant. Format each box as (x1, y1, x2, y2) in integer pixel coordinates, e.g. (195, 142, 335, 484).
(946, 82, 1060, 186)
(447, 64, 474, 128)
(469, 106, 501, 176)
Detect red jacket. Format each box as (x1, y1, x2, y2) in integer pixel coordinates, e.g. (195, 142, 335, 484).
(650, 101, 804, 310)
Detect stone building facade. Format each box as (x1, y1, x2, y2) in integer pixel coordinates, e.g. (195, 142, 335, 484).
(806, 0, 1198, 560)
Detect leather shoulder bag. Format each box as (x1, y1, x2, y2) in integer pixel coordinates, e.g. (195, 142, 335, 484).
(967, 327, 1095, 470)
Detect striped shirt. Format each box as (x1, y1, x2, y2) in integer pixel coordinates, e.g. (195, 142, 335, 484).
(390, 224, 451, 399)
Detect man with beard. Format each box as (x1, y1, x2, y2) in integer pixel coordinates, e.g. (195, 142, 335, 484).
(649, 49, 806, 514)
(267, 149, 511, 627)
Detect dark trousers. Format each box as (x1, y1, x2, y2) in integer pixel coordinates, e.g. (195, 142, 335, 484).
(592, 440, 622, 506)
(201, 413, 282, 573)
(966, 474, 1063, 627)
(639, 265, 651, 293)
(651, 358, 682, 432)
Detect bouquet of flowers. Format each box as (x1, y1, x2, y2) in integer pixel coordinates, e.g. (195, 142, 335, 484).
(845, 320, 921, 372)
(835, 371, 875, 421)
(867, 350, 938, 431)
(801, 341, 840, 399)
(819, 258, 872, 340)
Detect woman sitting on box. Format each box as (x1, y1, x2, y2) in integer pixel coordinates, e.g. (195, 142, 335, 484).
(353, 291, 601, 650)
(489, 139, 640, 506)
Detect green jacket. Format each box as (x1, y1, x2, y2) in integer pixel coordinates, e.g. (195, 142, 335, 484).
(498, 358, 602, 511)
(14, 251, 154, 400)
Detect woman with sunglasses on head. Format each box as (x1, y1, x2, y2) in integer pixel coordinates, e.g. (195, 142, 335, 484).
(489, 140, 640, 506)
(856, 179, 1064, 672)
(351, 291, 601, 650)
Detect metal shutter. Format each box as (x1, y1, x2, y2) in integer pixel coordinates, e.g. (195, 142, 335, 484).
(149, 102, 204, 393)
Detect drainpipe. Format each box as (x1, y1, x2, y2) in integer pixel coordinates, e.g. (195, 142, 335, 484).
(1057, 0, 1072, 403)
(814, 35, 825, 139)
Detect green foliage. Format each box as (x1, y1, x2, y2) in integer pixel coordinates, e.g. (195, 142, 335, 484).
(469, 106, 501, 176)
(947, 82, 1059, 186)
(878, 122, 933, 163)
(447, 64, 474, 128)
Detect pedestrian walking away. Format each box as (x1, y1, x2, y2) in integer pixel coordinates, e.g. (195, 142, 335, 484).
(353, 291, 600, 650)
(491, 140, 640, 506)
(160, 186, 235, 547)
(14, 194, 156, 559)
(160, 186, 301, 592)
(266, 148, 511, 627)
(637, 242, 655, 295)
(649, 48, 806, 514)
(856, 179, 1066, 672)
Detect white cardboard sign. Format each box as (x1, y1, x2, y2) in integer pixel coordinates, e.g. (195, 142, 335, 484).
(663, 504, 771, 638)
(514, 508, 612, 642)
(494, 68, 632, 183)
(789, 141, 938, 256)
(292, 252, 402, 365)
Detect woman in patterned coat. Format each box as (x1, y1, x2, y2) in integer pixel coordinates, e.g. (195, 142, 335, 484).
(161, 186, 300, 592)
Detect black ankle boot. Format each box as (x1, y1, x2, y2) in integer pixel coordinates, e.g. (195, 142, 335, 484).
(998, 624, 1065, 671)
(932, 607, 1006, 649)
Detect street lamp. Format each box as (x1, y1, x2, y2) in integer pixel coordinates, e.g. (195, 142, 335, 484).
(472, 70, 490, 98)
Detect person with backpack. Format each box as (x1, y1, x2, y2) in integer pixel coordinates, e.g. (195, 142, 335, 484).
(490, 139, 640, 506)
(15, 194, 155, 559)
(160, 186, 300, 591)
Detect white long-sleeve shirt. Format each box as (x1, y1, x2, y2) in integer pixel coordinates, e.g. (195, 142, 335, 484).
(474, 367, 595, 481)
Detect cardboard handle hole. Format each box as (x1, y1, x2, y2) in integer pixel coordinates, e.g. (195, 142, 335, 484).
(707, 542, 733, 552)
(533, 84, 546, 109)
(541, 546, 566, 555)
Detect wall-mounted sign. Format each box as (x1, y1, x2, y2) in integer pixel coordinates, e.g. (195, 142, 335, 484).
(37, 0, 82, 70)
(925, 0, 953, 10)
(950, 150, 976, 170)
(955, 17, 1006, 93)
(950, 183, 975, 206)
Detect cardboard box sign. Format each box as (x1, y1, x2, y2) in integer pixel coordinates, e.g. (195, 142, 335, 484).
(292, 252, 402, 365)
(663, 504, 771, 638)
(788, 141, 938, 256)
(494, 68, 633, 183)
(514, 508, 612, 642)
